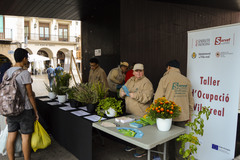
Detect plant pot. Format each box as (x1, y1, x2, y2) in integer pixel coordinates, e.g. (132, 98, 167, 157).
(87, 103, 97, 113)
(156, 118, 172, 131)
(57, 95, 67, 104)
(48, 92, 56, 100)
(105, 107, 117, 117)
(69, 99, 79, 108)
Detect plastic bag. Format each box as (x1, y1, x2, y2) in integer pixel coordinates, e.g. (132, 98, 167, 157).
(0, 125, 22, 155)
(31, 120, 51, 152)
(15, 132, 22, 153)
(0, 125, 8, 155)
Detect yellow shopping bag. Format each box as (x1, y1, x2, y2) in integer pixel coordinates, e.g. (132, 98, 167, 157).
(31, 120, 51, 152)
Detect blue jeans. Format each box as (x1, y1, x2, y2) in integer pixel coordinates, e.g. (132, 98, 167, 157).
(49, 77, 54, 88)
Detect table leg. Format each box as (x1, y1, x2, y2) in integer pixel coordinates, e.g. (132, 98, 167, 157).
(147, 149, 150, 160)
(163, 142, 167, 160)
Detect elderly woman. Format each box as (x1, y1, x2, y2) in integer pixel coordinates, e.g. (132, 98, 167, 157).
(120, 63, 153, 117)
(119, 63, 154, 158)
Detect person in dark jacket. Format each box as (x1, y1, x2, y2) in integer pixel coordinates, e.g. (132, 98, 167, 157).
(0, 62, 12, 83)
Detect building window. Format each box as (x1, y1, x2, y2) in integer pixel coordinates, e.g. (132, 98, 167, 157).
(0, 15, 4, 39)
(58, 24, 68, 41)
(39, 23, 50, 40)
(24, 21, 30, 40)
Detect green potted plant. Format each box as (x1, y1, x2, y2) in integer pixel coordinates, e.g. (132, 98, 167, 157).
(146, 97, 181, 131)
(73, 82, 108, 112)
(44, 82, 56, 100)
(54, 72, 71, 103)
(66, 86, 82, 108)
(96, 97, 123, 119)
(74, 83, 99, 112)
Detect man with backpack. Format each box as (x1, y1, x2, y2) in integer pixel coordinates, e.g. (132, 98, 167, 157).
(1, 48, 39, 160)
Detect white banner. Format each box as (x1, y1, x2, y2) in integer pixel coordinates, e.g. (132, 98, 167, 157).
(187, 24, 240, 160)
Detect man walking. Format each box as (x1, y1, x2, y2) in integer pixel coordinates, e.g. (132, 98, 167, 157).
(46, 65, 55, 88)
(154, 60, 194, 160)
(5, 48, 39, 160)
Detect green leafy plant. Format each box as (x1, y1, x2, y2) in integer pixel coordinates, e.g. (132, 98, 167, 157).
(54, 72, 71, 95)
(65, 86, 77, 99)
(176, 106, 211, 160)
(146, 97, 181, 121)
(74, 83, 99, 104)
(92, 82, 108, 100)
(44, 82, 52, 92)
(44, 82, 57, 93)
(96, 97, 123, 119)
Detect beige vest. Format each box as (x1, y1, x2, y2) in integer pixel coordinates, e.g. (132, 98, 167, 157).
(154, 68, 194, 122)
(120, 76, 153, 117)
(88, 66, 109, 89)
(107, 67, 125, 92)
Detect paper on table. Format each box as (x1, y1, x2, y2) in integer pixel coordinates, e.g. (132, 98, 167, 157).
(59, 106, 76, 111)
(64, 103, 71, 106)
(84, 115, 106, 122)
(47, 102, 62, 106)
(78, 106, 87, 111)
(39, 97, 51, 101)
(71, 110, 90, 117)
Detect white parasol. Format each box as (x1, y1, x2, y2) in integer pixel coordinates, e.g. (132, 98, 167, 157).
(29, 54, 50, 62)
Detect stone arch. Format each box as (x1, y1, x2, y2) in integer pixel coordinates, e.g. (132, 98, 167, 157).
(37, 48, 53, 59)
(25, 48, 33, 55)
(0, 54, 13, 67)
(36, 48, 53, 70)
(57, 48, 70, 68)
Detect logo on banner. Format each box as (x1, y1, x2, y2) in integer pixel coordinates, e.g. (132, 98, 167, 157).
(214, 37, 231, 45)
(198, 53, 211, 58)
(195, 39, 210, 47)
(216, 51, 233, 58)
(212, 144, 230, 154)
(192, 52, 197, 59)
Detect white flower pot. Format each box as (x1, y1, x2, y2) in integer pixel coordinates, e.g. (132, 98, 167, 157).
(57, 95, 67, 103)
(105, 107, 117, 117)
(156, 118, 172, 131)
(49, 92, 56, 100)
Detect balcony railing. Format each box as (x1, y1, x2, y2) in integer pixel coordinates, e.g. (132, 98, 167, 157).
(27, 33, 79, 43)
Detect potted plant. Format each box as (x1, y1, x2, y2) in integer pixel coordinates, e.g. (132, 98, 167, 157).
(146, 97, 181, 131)
(54, 72, 71, 103)
(74, 83, 99, 112)
(44, 82, 56, 100)
(96, 97, 123, 119)
(66, 86, 82, 108)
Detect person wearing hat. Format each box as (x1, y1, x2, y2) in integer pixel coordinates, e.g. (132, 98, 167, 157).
(107, 61, 129, 96)
(88, 57, 109, 89)
(154, 59, 194, 160)
(119, 63, 153, 158)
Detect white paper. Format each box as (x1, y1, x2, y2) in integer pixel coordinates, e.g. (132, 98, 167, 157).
(59, 106, 76, 111)
(71, 110, 90, 117)
(78, 106, 87, 111)
(39, 97, 51, 101)
(84, 115, 106, 122)
(47, 102, 62, 106)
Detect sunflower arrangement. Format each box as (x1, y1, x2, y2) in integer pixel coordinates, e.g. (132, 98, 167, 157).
(146, 97, 181, 120)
